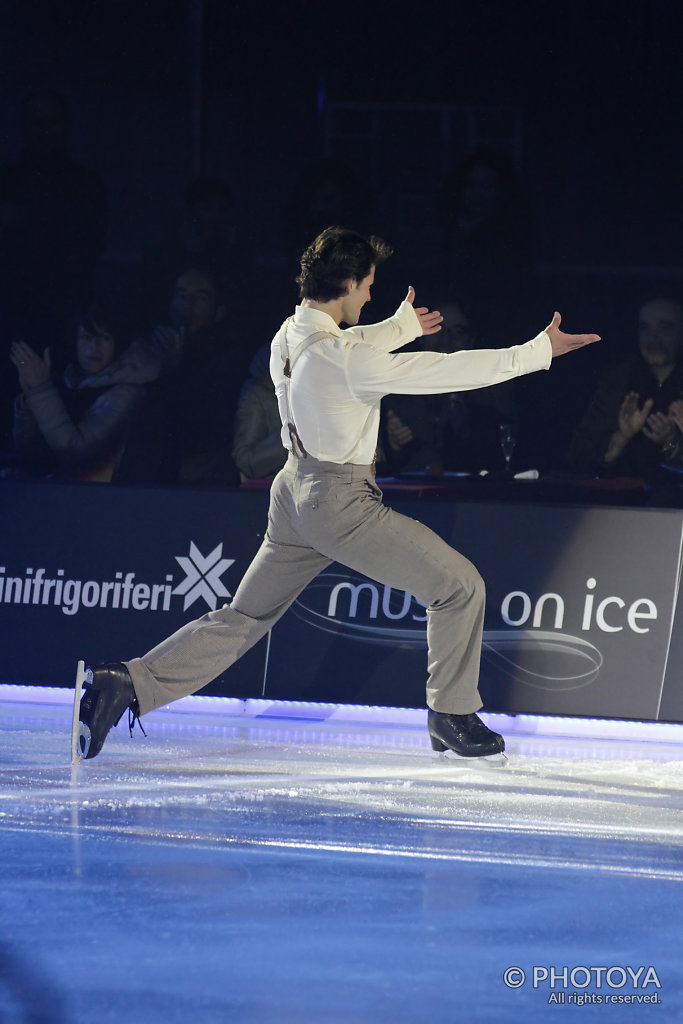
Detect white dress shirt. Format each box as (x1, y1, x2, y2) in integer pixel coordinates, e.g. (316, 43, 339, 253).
(270, 299, 552, 466)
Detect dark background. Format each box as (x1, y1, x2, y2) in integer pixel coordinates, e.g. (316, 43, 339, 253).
(4, 2, 681, 266)
(2, 0, 683, 453)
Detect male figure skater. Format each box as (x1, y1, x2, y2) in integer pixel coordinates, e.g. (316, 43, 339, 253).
(77, 227, 599, 761)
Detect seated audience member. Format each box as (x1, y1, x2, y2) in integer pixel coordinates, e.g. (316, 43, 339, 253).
(108, 267, 253, 485)
(10, 305, 145, 481)
(379, 398, 458, 477)
(568, 297, 683, 480)
(232, 343, 287, 481)
(137, 176, 250, 330)
(379, 301, 505, 475)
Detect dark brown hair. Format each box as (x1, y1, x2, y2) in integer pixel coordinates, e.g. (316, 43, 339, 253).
(296, 226, 393, 301)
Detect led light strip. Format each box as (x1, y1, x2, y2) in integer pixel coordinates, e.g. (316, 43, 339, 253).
(1, 682, 682, 745)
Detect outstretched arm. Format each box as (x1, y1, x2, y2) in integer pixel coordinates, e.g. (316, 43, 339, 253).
(545, 312, 600, 357)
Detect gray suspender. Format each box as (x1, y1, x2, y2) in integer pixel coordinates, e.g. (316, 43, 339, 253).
(279, 321, 330, 458)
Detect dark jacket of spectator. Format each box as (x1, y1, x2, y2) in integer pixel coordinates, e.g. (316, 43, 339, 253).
(232, 344, 287, 480)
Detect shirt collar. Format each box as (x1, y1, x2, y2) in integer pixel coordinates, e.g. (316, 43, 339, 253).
(293, 304, 343, 336)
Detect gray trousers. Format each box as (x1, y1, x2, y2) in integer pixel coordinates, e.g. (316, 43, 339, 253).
(126, 455, 485, 717)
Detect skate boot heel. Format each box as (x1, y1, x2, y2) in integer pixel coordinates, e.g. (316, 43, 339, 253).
(72, 661, 142, 761)
(426, 709, 506, 759)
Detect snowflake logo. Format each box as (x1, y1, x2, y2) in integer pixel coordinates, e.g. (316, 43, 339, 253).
(172, 542, 235, 611)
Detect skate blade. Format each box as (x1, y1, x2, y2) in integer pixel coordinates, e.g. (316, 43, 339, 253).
(433, 749, 509, 768)
(78, 723, 92, 760)
(71, 660, 93, 764)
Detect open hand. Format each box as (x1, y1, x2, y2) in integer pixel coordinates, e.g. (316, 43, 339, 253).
(405, 286, 443, 336)
(617, 392, 654, 441)
(545, 312, 600, 357)
(10, 341, 51, 391)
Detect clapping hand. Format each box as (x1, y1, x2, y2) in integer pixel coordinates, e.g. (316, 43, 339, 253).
(642, 410, 677, 447)
(10, 341, 51, 392)
(617, 392, 678, 447)
(617, 392, 654, 441)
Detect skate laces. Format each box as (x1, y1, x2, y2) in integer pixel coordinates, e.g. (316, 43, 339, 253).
(82, 680, 147, 739)
(128, 702, 147, 739)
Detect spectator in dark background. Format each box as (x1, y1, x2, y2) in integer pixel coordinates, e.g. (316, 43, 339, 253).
(109, 266, 255, 485)
(137, 176, 252, 330)
(437, 149, 534, 350)
(378, 300, 511, 475)
(0, 90, 108, 448)
(378, 398, 457, 477)
(231, 343, 288, 481)
(376, 301, 466, 477)
(568, 296, 683, 483)
(9, 303, 145, 482)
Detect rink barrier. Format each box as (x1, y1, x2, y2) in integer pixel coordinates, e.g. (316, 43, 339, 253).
(3, 480, 683, 721)
(2, 683, 682, 746)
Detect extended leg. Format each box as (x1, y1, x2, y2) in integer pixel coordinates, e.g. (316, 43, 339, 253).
(125, 536, 331, 714)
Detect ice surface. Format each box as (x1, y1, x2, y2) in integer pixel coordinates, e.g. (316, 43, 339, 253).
(0, 694, 681, 1022)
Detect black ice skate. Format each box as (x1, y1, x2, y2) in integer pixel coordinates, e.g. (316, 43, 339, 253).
(427, 709, 507, 764)
(71, 660, 145, 763)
